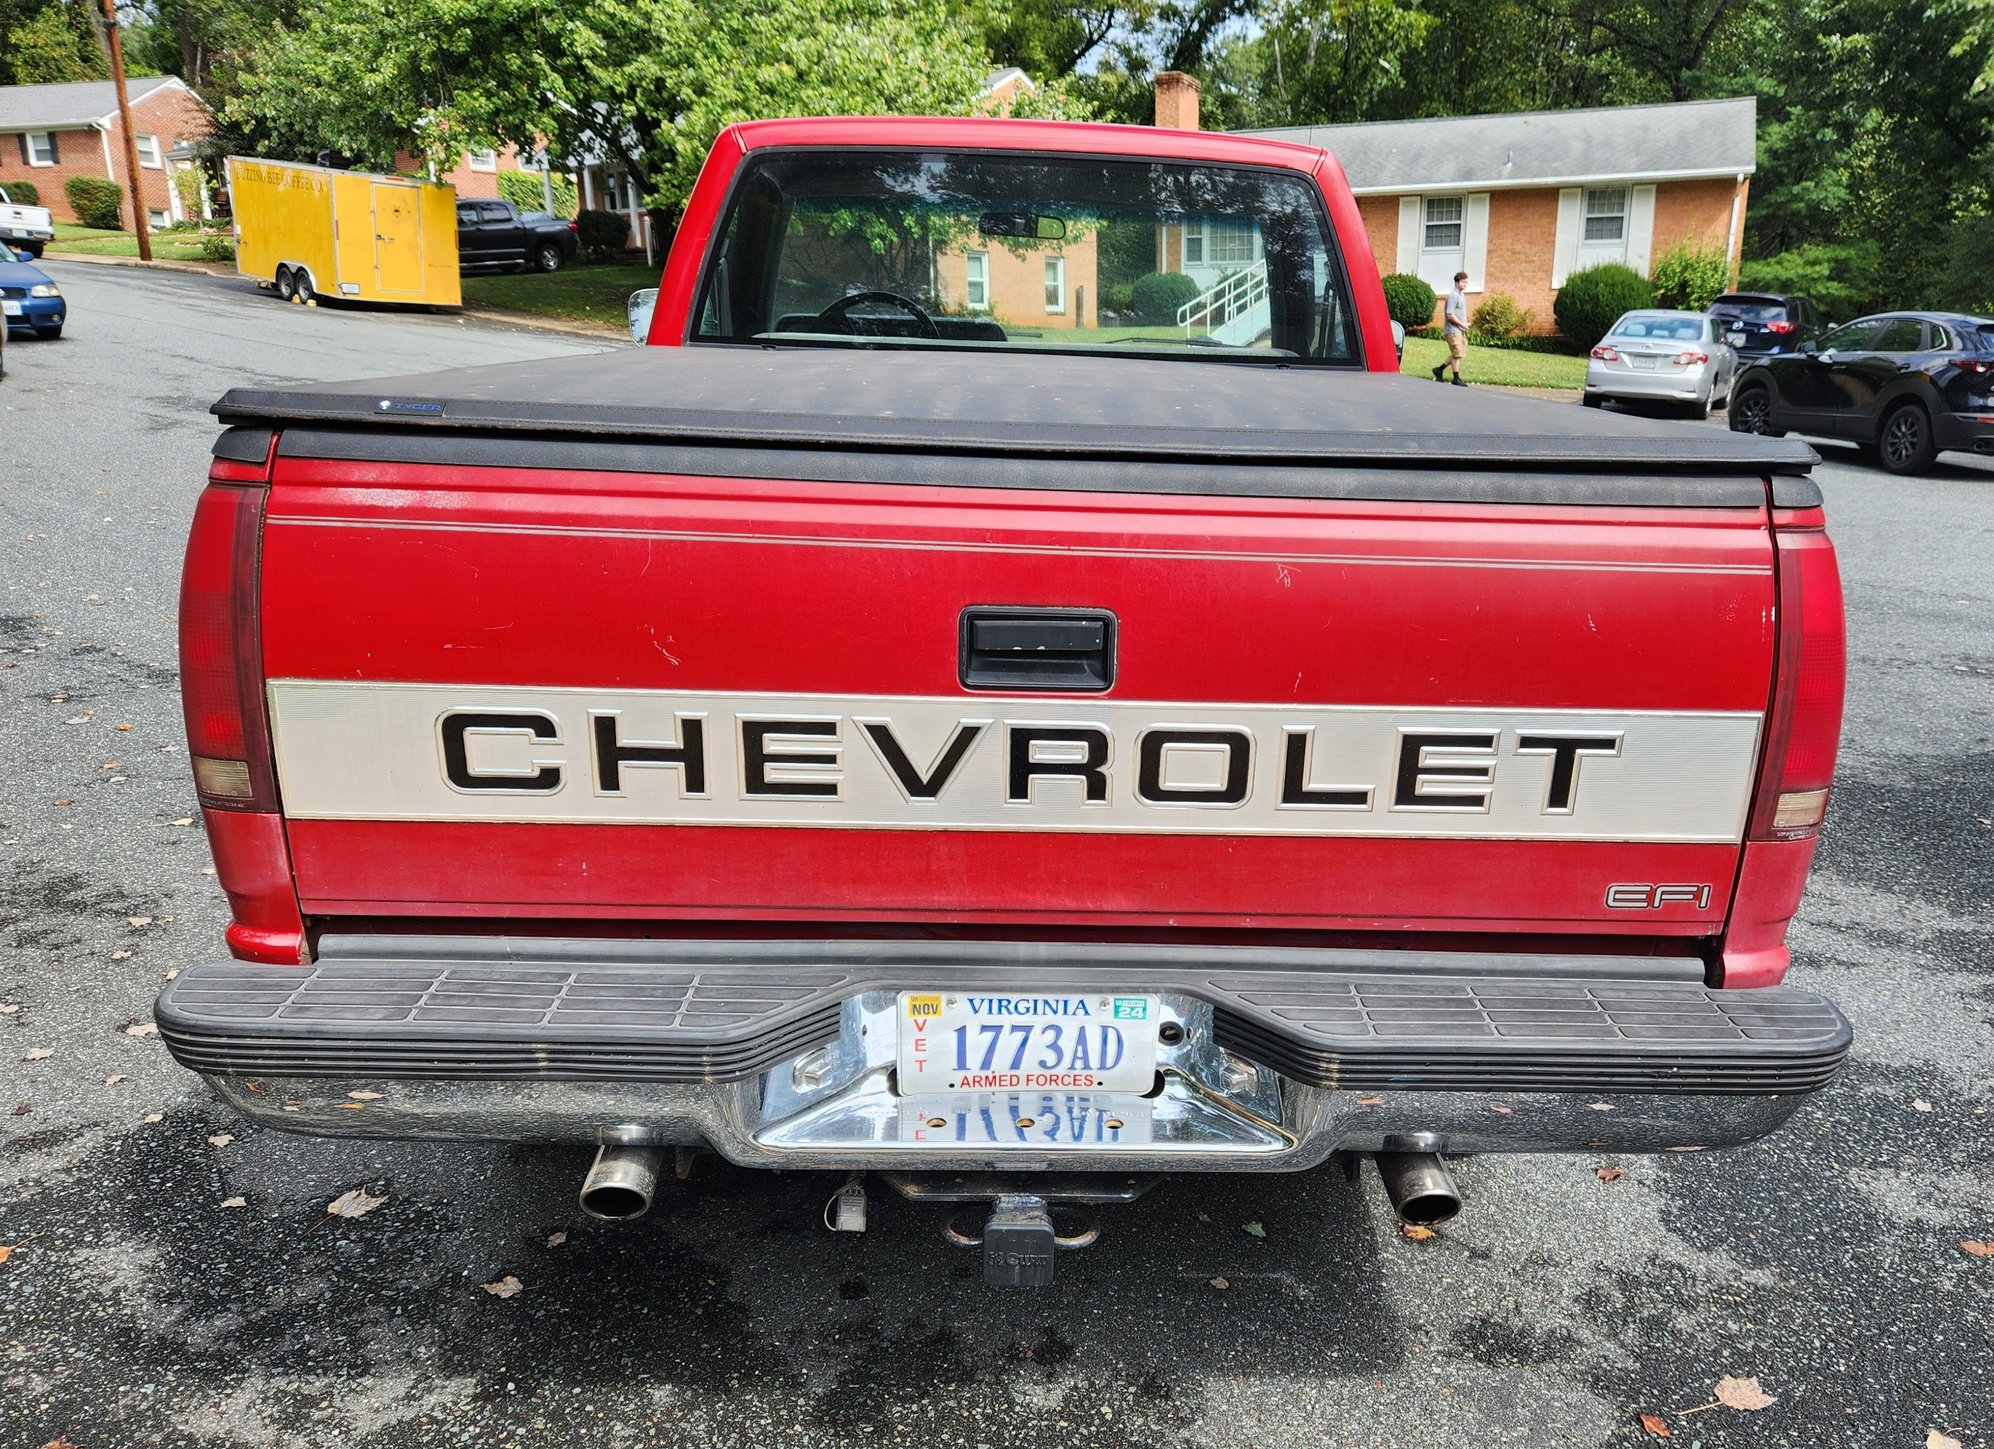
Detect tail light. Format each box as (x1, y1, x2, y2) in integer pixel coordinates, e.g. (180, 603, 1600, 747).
(1748, 524, 1845, 840)
(1589, 345, 1619, 361)
(1957, 358, 1992, 376)
(1723, 511, 1845, 987)
(1672, 351, 1710, 366)
(180, 477, 278, 811)
(568, 221, 579, 232)
(1766, 320, 1797, 334)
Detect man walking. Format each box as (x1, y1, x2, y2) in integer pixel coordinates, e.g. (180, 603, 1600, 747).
(1432, 270, 1469, 385)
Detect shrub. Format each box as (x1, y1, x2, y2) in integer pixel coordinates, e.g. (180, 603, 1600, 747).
(1649, 239, 1730, 311)
(1469, 292, 1531, 341)
(575, 207, 627, 261)
(1129, 270, 1203, 324)
(1738, 242, 1882, 324)
(195, 229, 235, 263)
(1102, 281, 1135, 317)
(1553, 263, 1653, 346)
(65, 175, 123, 230)
(1380, 272, 1437, 331)
(498, 169, 578, 219)
(2, 180, 40, 207)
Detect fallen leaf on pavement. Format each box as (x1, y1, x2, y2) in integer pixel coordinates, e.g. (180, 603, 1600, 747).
(546, 1230, 567, 1248)
(24, 1047, 52, 1061)
(1639, 1412, 1671, 1437)
(169, 818, 194, 827)
(327, 1187, 387, 1219)
(0, 1003, 17, 1014)
(1912, 1099, 1933, 1113)
(37, 1437, 82, 1449)
(347, 1090, 385, 1101)
(104, 1074, 126, 1085)
(1596, 1166, 1625, 1182)
(127, 916, 153, 928)
(116, 722, 133, 732)
(1713, 1375, 1776, 1411)
(1927, 1431, 1962, 1449)
(1208, 1275, 1229, 1290)
(1400, 1223, 1435, 1241)
(1242, 1221, 1267, 1238)
(1354, 1095, 1382, 1106)
(1960, 1240, 1993, 1257)
(483, 1275, 523, 1298)
(109, 950, 131, 960)
(124, 1022, 158, 1038)
(336, 1101, 367, 1111)
(1588, 1102, 1614, 1112)
(1489, 1104, 1516, 1115)
(143, 1113, 162, 1123)
(207, 1133, 234, 1148)
(0, 1245, 12, 1265)
(220, 1197, 248, 1209)
(63, 715, 90, 725)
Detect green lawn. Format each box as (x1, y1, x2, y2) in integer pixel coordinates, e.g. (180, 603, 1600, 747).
(460, 264, 660, 328)
(46, 222, 231, 262)
(1400, 333, 1588, 390)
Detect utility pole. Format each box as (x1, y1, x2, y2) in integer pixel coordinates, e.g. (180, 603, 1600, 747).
(100, 0, 151, 262)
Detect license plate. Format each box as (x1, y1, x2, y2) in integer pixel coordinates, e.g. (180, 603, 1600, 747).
(896, 991, 1160, 1094)
(897, 1092, 1154, 1146)
(1627, 354, 1657, 370)
(1, 301, 19, 316)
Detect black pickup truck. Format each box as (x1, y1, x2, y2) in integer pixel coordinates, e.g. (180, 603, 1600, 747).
(453, 198, 579, 273)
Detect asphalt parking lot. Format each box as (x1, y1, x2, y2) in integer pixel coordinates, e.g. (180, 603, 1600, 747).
(1, 261, 1989, 1449)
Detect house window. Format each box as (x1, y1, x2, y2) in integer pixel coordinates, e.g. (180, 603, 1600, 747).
(964, 250, 988, 309)
(468, 148, 498, 173)
(1583, 187, 1628, 243)
(1208, 220, 1257, 265)
(135, 134, 162, 169)
(1183, 222, 1203, 266)
(147, 208, 170, 228)
(24, 132, 56, 166)
(1423, 196, 1464, 250)
(1044, 256, 1066, 314)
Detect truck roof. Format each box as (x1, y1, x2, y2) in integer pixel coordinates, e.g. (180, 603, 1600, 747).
(718, 115, 1335, 172)
(215, 347, 1820, 507)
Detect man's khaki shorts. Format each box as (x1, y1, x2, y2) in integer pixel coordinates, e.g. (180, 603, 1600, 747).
(1446, 330, 1467, 363)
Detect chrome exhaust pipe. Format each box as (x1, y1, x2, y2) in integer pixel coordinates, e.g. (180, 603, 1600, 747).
(1375, 1152, 1462, 1226)
(579, 1144, 663, 1221)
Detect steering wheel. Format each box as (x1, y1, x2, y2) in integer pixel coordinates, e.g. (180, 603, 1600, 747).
(815, 290, 941, 339)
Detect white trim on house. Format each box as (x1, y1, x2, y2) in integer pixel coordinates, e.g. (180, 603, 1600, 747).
(24, 131, 55, 165)
(1348, 166, 1749, 197)
(965, 250, 989, 310)
(90, 76, 196, 127)
(1043, 255, 1066, 314)
(135, 133, 162, 168)
(467, 147, 498, 172)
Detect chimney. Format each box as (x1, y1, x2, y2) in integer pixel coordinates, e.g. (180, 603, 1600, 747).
(1154, 71, 1201, 131)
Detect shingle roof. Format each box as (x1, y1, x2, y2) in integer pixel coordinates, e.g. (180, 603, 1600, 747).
(1242, 96, 1756, 193)
(0, 77, 180, 132)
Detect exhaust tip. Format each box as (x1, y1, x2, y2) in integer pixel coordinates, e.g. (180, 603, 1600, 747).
(1374, 1151, 1463, 1227)
(579, 1144, 662, 1222)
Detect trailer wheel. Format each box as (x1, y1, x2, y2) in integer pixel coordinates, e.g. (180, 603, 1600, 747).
(274, 266, 297, 302)
(294, 270, 316, 305)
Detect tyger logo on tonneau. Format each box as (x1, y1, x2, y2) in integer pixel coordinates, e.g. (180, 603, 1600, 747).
(266, 683, 1763, 842)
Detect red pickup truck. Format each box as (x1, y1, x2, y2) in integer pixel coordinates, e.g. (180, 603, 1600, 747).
(160, 118, 1849, 1286)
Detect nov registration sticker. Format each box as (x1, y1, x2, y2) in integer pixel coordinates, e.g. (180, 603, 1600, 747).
(896, 992, 1160, 1094)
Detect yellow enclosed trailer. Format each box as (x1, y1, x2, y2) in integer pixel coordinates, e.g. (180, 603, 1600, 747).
(228, 157, 461, 307)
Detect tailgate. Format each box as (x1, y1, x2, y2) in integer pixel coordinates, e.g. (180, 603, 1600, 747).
(254, 443, 1777, 938)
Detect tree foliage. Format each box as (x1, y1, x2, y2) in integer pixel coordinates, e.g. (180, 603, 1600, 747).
(0, 1, 107, 84)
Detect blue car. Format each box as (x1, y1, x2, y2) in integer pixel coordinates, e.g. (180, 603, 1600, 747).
(1, 242, 65, 339)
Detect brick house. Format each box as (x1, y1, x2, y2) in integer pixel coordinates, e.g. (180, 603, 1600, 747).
(1241, 98, 1756, 333)
(933, 228, 1101, 330)
(0, 77, 215, 228)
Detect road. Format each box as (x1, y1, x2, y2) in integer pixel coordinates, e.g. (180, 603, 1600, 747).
(2, 262, 1989, 1449)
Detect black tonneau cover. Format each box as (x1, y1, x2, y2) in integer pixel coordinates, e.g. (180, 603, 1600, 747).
(214, 346, 1821, 508)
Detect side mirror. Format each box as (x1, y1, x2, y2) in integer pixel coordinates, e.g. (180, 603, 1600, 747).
(628, 288, 658, 346)
(1390, 320, 1406, 363)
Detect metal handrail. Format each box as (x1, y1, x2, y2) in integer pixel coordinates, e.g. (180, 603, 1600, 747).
(1177, 260, 1269, 337)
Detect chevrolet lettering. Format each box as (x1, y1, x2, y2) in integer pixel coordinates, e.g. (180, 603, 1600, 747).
(160, 115, 1851, 1287)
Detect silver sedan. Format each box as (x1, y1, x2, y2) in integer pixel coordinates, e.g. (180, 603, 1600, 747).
(1582, 310, 1738, 418)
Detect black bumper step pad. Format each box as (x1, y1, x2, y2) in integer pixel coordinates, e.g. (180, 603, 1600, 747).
(155, 947, 1851, 1095)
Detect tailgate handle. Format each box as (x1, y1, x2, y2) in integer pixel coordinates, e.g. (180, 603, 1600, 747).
(959, 607, 1116, 692)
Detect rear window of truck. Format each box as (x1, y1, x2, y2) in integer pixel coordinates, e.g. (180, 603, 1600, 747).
(693, 149, 1362, 366)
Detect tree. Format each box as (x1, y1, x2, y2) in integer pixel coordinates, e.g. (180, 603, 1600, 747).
(0, 2, 107, 84)
(228, 0, 994, 216)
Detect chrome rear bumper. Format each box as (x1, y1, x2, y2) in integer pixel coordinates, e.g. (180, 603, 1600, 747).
(162, 936, 1850, 1172)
